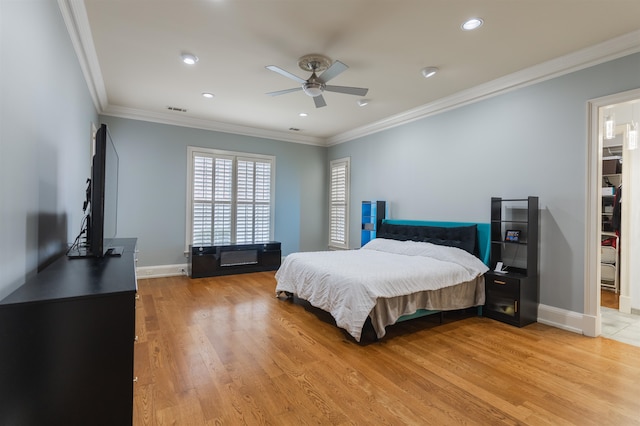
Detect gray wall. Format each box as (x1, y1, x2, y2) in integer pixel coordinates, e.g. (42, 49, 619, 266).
(98, 116, 328, 267)
(0, 1, 98, 300)
(329, 52, 640, 314)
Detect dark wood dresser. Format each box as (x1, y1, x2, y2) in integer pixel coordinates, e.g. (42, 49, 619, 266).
(0, 238, 138, 426)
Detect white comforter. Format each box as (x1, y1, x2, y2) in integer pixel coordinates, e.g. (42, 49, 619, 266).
(274, 238, 489, 341)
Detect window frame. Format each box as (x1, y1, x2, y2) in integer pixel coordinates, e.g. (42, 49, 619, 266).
(328, 157, 350, 249)
(186, 146, 275, 250)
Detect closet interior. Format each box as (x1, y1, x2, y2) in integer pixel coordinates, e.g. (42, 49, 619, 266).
(601, 135, 622, 294)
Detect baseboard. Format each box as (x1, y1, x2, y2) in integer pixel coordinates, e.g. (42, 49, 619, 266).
(619, 295, 632, 314)
(136, 263, 188, 279)
(537, 303, 589, 336)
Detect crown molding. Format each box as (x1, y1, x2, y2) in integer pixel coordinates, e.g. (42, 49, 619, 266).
(102, 106, 326, 146)
(327, 29, 640, 146)
(57, 0, 108, 112)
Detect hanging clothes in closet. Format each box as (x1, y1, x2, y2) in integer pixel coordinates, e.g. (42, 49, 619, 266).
(612, 185, 622, 235)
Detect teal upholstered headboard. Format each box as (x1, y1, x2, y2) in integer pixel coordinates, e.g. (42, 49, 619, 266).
(381, 219, 491, 267)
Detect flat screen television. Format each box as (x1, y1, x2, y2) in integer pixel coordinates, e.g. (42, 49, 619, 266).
(68, 123, 121, 258)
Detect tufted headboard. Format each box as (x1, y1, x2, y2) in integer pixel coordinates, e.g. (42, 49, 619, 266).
(377, 219, 491, 267)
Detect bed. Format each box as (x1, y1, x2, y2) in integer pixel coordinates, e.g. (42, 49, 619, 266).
(275, 220, 491, 341)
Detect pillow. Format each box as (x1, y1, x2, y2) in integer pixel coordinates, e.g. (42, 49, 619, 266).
(376, 223, 477, 254)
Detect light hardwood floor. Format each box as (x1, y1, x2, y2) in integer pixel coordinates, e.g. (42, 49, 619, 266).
(134, 272, 640, 425)
(601, 288, 619, 309)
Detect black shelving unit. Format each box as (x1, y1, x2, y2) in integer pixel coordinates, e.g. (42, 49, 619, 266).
(485, 196, 539, 327)
(361, 200, 386, 246)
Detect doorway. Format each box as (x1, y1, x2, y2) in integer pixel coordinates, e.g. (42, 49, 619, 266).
(586, 88, 640, 344)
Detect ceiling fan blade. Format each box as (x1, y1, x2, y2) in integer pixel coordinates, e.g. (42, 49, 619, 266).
(318, 60, 348, 83)
(313, 95, 327, 108)
(266, 87, 303, 96)
(265, 65, 307, 84)
(324, 85, 369, 96)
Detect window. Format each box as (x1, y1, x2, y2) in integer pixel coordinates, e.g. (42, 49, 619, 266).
(187, 147, 275, 248)
(329, 157, 350, 249)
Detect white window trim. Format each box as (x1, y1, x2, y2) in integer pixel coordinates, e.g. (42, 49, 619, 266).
(185, 146, 276, 251)
(329, 157, 350, 249)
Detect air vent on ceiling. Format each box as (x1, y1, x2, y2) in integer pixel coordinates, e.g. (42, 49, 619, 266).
(167, 106, 187, 112)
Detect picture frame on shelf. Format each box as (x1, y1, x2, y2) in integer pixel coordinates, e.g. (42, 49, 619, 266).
(505, 229, 520, 242)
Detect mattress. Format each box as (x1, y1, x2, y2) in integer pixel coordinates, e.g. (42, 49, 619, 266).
(275, 238, 489, 341)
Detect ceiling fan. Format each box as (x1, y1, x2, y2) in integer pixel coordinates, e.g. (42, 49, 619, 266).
(265, 54, 369, 108)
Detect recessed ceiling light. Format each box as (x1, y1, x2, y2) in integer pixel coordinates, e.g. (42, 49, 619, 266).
(299, 112, 308, 117)
(357, 99, 370, 107)
(181, 53, 199, 65)
(461, 18, 483, 31)
(421, 67, 439, 78)
(202, 92, 214, 99)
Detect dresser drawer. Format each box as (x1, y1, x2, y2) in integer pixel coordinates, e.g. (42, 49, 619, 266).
(485, 274, 519, 318)
(486, 274, 520, 288)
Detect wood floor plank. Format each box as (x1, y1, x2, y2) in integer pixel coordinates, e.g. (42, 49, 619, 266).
(133, 272, 640, 425)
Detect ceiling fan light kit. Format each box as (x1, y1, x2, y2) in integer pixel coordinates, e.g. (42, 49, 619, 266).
(266, 54, 369, 108)
(303, 82, 324, 97)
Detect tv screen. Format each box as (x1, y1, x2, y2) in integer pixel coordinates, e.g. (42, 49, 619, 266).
(68, 123, 120, 258)
(89, 123, 120, 256)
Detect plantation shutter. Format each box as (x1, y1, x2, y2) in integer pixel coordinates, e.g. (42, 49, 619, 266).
(192, 156, 214, 246)
(213, 157, 233, 244)
(329, 158, 350, 249)
(189, 148, 274, 248)
(236, 158, 272, 244)
(253, 160, 272, 242)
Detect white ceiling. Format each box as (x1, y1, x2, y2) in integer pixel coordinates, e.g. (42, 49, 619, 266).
(62, 0, 640, 146)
